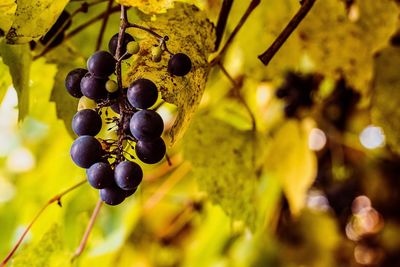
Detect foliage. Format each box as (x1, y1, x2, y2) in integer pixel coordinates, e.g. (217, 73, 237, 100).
(0, 0, 400, 267)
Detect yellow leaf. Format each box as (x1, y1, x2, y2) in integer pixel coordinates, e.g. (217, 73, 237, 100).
(265, 119, 317, 216)
(6, 0, 69, 44)
(116, 0, 202, 14)
(0, 0, 16, 33)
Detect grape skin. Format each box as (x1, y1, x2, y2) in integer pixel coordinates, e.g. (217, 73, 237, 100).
(65, 68, 87, 98)
(129, 110, 164, 141)
(80, 73, 108, 100)
(70, 136, 103, 168)
(127, 78, 158, 109)
(167, 53, 192, 76)
(108, 33, 134, 59)
(114, 161, 143, 190)
(72, 109, 102, 136)
(87, 162, 113, 189)
(87, 51, 116, 78)
(100, 186, 125, 206)
(135, 137, 166, 164)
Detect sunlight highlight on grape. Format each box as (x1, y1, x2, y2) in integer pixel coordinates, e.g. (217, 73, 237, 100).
(359, 125, 385, 149)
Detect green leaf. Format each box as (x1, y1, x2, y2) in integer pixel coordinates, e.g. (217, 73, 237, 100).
(12, 224, 67, 267)
(183, 112, 266, 230)
(0, 58, 13, 104)
(371, 45, 400, 154)
(6, 0, 69, 44)
(0, 0, 17, 34)
(264, 120, 317, 216)
(125, 3, 215, 145)
(0, 40, 31, 121)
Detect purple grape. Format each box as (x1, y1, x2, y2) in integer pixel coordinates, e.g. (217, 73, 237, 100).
(100, 186, 125, 206)
(87, 51, 116, 78)
(124, 187, 138, 198)
(87, 162, 113, 189)
(70, 136, 103, 168)
(72, 109, 102, 136)
(167, 53, 192, 76)
(129, 110, 164, 141)
(135, 137, 166, 164)
(127, 79, 158, 109)
(114, 161, 143, 190)
(65, 68, 87, 98)
(108, 33, 135, 59)
(80, 73, 108, 100)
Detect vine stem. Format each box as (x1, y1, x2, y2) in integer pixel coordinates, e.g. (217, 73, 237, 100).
(0, 179, 87, 267)
(71, 199, 103, 262)
(258, 0, 317, 65)
(210, 0, 261, 66)
(95, 0, 115, 51)
(214, 0, 234, 51)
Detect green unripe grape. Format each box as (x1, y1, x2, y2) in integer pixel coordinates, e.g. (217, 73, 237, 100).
(126, 41, 140, 54)
(151, 46, 162, 62)
(105, 80, 118, 93)
(78, 96, 97, 111)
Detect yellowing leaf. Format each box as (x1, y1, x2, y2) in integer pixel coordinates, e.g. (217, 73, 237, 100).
(265, 120, 317, 216)
(116, 0, 201, 14)
(371, 45, 400, 154)
(183, 112, 266, 230)
(0, 0, 17, 34)
(6, 0, 69, 44)
(0, 40, 31, 121)
(125, 3, 215, 144)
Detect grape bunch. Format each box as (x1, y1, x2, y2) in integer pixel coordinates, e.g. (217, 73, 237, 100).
(275, 71, 321, 118)
(64, 31, 192, 206)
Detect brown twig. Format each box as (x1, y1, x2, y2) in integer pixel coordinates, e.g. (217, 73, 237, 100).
(95, 0, 115, 51)
(71, 199, 103, 262)
(0, 179, 87, 267)
(258, 0, 317, 65)
(210, 0, 261, 66)
(214, 0, 234, 51)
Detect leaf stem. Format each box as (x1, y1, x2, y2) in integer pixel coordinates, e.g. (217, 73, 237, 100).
(214, 0, 234, 51)
(210, 0, 261, 66)
(95, 0, 115, 51)
(258, 0, 317, 65)
(0, 179, 87, 267)
(71, 199, 103, 262)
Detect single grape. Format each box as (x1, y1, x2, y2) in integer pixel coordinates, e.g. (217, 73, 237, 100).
(80, 73, 108, 100)
(110, 102, 120, 114)
(72, 109, 102, 136)
(127, 78, 158, 109)
(100, 186, 125, 206)
(130, 110, 164, 141)
(87, 51, 116, 78)
(167, 53, 192, 76)
(70, 136, 103, 168)
(87, 162, 113, 189)
(114, 161, 143, 190)
(108, 33, 135, 59)
(126, 41, 140, 55)
(135, 137, 166, 164)
(151, 46, 162, 62)
(105, 80, 118, 93)
(78, 96, 97, 111)
(65, 68, 87, 98)
(124, 187, 137, 198)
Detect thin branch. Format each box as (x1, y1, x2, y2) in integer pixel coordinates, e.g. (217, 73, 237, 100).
(95, 0, 115, 51)
(126, 23, 172, 55)
(71, 199, 103, 262)
(0, 179, 87, 267)
(210, 0, 261, 66)
(258, 0, 317, 65)
(214, 0, 234, 51)
(218, 62, 256, 131)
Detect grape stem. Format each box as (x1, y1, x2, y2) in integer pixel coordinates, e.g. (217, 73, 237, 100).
(214, 0, 234, 51)
(258, 0, 317, 65)
(71, 199, 103, 262)
(0, 179, 87, 267)
(210, 0, 261, 66)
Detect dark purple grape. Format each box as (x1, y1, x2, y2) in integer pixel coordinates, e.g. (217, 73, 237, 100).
(110, 102, 120, 114)
(135, 137, 166, 164)
(124, 187, 137, 198)
(100, 186, 125, 205)
(87, 51, 116, 78)
(108, 33, 135, 59)
(129, 110, 164, 141)
(65, 68, 87, 98)
(70, 136, 103, 168)
(86, 162, 113, 189)
(72, 109, 102, 136)
(167, 53, 192, 76)
(80, 73, 108, 100)
(114, 161, 143, 190)
(127, 78, 158, 109)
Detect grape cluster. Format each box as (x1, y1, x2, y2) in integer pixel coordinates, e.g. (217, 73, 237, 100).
(275, 71, 321, 118)
(64, 31, 192, 206)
